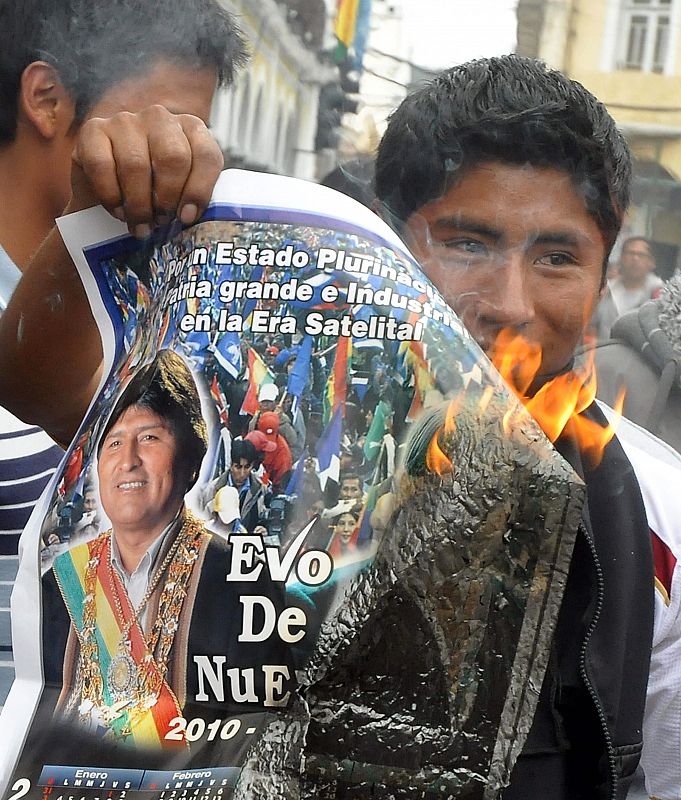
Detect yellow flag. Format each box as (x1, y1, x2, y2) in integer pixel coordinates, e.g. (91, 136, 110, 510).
(335, 0, 360, 50)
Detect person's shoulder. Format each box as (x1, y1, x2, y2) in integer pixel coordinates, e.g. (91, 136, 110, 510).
(649, 273, 665, 297)
(276, 433, 291, 449)
(603, 405, 681, 553)
(605, 403, 681, 472)
(204, 530, 229, 555)
(0, 405, 64, 462)
(192, 528, 231, 584)
(592, 338, 659, 392)
(196, 531, 280, 598)
(607, 277, 625, 294)
(202, 529, 250, 572)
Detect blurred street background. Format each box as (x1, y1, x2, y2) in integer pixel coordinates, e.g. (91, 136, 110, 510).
(208, 0, 680, 280)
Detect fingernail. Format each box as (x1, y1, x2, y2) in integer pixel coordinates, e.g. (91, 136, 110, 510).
(179, 204, 198, 225)
(133, 224, 152, 239)
(112, 207, 125, 221)
(155, 213, 173, 226)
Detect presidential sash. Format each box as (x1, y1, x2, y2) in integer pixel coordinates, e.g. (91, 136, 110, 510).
(52, 516, 207, 749)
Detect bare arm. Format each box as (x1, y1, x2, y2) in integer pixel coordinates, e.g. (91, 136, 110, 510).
(0, 106, 223, 445)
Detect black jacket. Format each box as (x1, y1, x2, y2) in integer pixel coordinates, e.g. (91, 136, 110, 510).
(505, 403, 655, 800)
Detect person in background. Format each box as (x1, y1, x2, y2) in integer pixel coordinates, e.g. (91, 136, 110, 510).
(249, 383, 299, 457)
(588, 274, 681, 453)
(320, 155, 376, 209)
(591, 236, 664, 340)
(256, 412, 293, 495)
(281, 391, 307, 462)
(212, 484, 247, 538)
(244, 429, 277, 477)
(69, 485, 101, 545)
(222, 439, 270, 535)
(611, 237, 664, 313)
(336, 473, 365, 514)
(328, 510, 360, 559)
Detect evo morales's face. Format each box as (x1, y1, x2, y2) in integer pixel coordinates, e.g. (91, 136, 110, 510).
(405, 162, 607, 378)
(97, 405, 188, 542)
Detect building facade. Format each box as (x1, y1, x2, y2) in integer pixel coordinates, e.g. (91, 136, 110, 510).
(355, 0, 410, 138)
(212, 0, 335, 181)
(517, 0, 681, 275)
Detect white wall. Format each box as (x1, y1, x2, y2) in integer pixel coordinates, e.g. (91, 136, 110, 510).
(213, 0, 334, 180)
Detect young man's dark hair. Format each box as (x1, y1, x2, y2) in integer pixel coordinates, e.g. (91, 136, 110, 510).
(100, 349, 208, 487)
(0, 0, 247, 144)
(375, 54, 630, 264)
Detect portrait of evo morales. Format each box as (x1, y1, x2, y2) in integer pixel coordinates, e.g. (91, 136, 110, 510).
(41, 349, 291, 751)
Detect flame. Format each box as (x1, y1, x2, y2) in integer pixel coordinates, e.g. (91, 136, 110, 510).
(426, 396, 461, 474)
(426, 431, 452, 474)
(491, 331, 624, 467)
(425, 329, 624, 475)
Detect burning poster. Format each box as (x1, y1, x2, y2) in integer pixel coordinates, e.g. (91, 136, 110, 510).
(0, 170, 584, 799)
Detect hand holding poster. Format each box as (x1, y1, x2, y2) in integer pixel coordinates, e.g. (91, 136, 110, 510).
(0, 171, 584, 799)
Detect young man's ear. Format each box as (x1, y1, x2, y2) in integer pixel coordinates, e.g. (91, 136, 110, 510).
(18, 61, 75, 140)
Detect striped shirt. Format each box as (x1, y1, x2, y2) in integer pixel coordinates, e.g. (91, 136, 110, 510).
(0, 405, 62, 554)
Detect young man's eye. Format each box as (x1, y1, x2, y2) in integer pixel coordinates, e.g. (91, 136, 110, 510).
(536, 252, 576, 267)
(442, 239, 488, 257)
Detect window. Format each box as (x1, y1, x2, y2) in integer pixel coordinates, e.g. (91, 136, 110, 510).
(618, 0, 673, 72)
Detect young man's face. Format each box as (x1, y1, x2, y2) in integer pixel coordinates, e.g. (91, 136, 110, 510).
(97, 405, 189, 542)
(405, 162, 607, 379)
